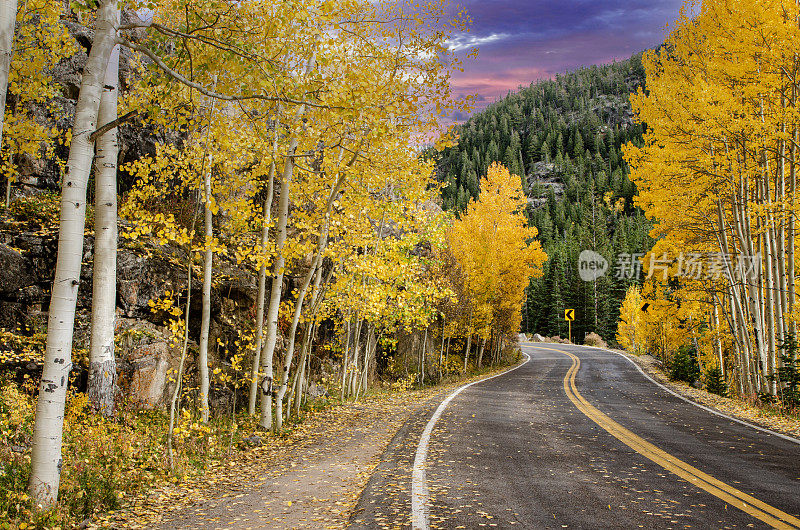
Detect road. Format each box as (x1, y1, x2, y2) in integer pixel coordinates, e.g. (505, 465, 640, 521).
(349, 343, 800, 529)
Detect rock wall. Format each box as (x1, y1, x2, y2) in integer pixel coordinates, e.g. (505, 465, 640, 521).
(0, 214, 264, 409)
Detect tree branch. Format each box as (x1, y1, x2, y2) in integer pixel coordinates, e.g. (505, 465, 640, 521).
(116, 37, 337, 110)
(89, 110, 139, 142)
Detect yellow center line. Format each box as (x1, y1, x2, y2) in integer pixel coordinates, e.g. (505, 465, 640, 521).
(530, 345, 800, 529)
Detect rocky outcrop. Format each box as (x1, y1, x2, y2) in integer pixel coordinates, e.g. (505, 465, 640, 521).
(0, 217, 264, 408)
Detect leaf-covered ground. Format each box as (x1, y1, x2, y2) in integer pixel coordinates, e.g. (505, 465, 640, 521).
(96, 367, 516, 529)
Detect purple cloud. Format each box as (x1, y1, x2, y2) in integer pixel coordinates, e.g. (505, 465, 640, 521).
(446, 0, 685, 117)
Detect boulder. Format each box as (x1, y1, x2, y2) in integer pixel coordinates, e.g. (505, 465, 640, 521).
(116, 320, 172, 408)
(307, 382, 329, 400)
(126, 341, 170, 408)
(533, 333, 546, 343)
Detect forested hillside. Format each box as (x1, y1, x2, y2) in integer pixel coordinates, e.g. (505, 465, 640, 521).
(435, 56, 653, 341)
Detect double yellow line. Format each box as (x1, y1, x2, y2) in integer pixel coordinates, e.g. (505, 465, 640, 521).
(535, 345, 800, 529)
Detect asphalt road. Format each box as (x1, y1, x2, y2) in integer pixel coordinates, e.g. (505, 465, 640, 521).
(349, 343, 800, 529)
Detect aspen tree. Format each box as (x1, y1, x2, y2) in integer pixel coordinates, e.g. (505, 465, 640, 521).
(248, 112, 280, 415)
(87, 43, 120, 415)
(198, 83, 218, 424)
(0, 0, 16, 147)
(448, 163, 547, 350)
(259, 53, 316, 429)
(28, 0, 120, 507)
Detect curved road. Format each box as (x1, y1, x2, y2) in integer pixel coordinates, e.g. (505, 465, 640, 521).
(350, 343, 800, 529)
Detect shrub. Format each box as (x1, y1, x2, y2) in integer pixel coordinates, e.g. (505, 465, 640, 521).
(669, 344, 700, 384)
(583, 332, 607, 348)
(705, 366, 727, 396)
(774, 333, 800, 410)
(8, 193, 61, 228)
(0, 383, 259, 527)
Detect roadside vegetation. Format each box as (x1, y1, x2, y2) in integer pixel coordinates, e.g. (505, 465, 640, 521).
(0, 1, 544, 525)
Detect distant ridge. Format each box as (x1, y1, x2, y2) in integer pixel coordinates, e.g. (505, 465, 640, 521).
(434, 52, 654, 341)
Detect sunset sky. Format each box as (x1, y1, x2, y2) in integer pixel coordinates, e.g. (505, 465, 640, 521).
(447, 0, 686, 120)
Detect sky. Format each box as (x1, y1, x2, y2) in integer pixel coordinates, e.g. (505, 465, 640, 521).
(446, 0, 687, 120)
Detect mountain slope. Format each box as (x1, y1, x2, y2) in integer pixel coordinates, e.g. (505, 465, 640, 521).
(436, 53, 653, 341)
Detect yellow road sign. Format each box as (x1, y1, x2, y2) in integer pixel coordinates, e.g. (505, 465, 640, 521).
(565, 309, 575, 321)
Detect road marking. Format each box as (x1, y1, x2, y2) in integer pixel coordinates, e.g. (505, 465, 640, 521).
(410, 353, 531, 530)
(532, 345, 800, 529)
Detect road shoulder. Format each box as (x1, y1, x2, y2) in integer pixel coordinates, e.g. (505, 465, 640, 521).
(610, 346, 800, 440)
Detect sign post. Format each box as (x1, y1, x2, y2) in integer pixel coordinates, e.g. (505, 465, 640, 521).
(564, 308, 575, 343)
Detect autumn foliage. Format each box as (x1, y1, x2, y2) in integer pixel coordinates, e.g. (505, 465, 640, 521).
(447, 163, 547, 358)
(622, 0, 800, 400)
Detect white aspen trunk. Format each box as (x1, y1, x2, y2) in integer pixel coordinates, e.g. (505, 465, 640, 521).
(462, 332, 471, 372)
(4, 148, 11, 208)
(258, 146, 294, 430)
(291, 323, 311, 416)
(761, 173, 778, 395)
(340, 319, 351, 401)
(349, 318, 363, 397)
(294, 259, 327, 415)
(360, 324, 374, 394)
(247, 196, 270, 416)
(286, 357, 301, 420)
(776, 123, 788, 344)
(789, 124, 797, 338)
(259, 55, 315, 430)
(275, 251, 321, 428)
(0, 0, 17, 149)
(750, 185, 772, 392)
(286, 322, 311, 417)
(198, 131, 215, 423)
(437, 320, 445, 381)
(28, 0, 118, 507)
(248, 121, 279, 415)
(87, 43, 119, 416)
(419, 326, 428, 386)
(354, 322, 369, 401)
(712, 297, 724, 379)
(476, 337, 485, 368)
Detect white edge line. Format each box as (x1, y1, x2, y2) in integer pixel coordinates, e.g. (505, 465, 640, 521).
(575, 344, 800, 446)
(410, 352, 531, 530)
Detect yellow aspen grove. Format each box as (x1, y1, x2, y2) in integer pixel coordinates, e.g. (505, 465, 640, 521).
(625, 0, 800, 397)
(15, 0, 474, 518)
